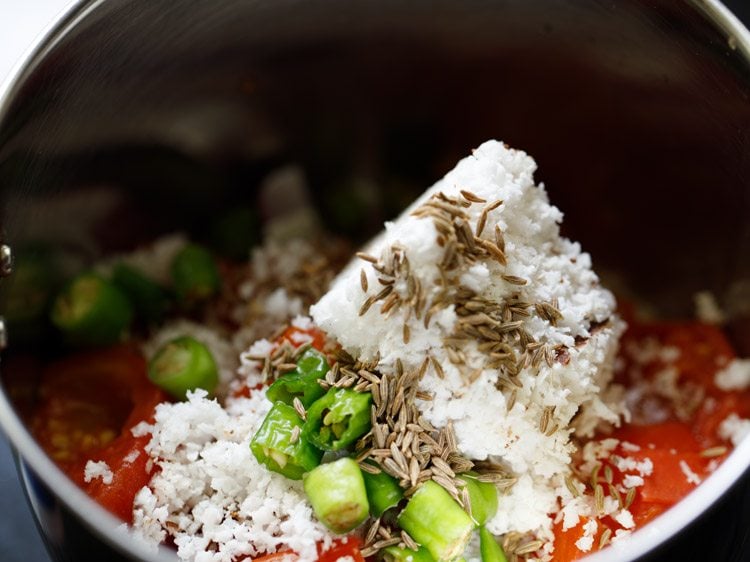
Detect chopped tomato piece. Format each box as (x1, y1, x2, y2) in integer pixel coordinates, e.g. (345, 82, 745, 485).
(621, 321, 735, 395)
(627, 497, 668, 527)
(614, 421, 701, 452)
(278, 325, 328, 352)
(318, 537, 365, 562)
(245, 538, 364, 562)
(32, 345, 168, 521)
(693, 392, 750, 448)
(552, 517, 607, 562)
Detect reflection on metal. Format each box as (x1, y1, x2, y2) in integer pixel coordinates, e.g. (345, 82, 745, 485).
(0, 245, 12, 277)
(0, 318, 6, 350)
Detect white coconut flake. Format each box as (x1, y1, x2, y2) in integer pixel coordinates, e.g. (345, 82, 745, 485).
(679, 460, 702, 486)
(131, 389, 334, 562)
(574, 519, 598, 552)
(84, 460, 113, 485)
(719, 413, 750, 446)
(714, 359, 750, 391)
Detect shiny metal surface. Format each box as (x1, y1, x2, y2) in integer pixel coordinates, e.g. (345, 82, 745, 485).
(0, 1, 749, 561)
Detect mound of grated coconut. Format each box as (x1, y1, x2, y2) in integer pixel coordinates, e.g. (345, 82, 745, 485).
(131, 140, 628, 562)
(311, 140, 627, 549)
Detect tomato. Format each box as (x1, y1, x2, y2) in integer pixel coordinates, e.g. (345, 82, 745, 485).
(246, 538, 364, 562)
(693, 392, 750, 448)
(278, 325, 328, 352)
(32, 345, 168, 521)
(621, 321, 735, 395)
(614, 421, 701, 453)
(552, 517, 608, 562)
(318, 538, 365, 562)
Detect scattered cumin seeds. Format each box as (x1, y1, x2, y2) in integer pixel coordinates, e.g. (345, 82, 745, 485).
(360, 268, 368, 292)
(514, 540, 543, 556)
(401, 530, 419, 552)
(700, 446, 728, 458)
(430, 355, 446, 379)
(289, 425, 301, 444)
(460, 189, 486, 203)
(599, 527, 613, 550)
(403, 323, 411, 344)
(365, 519, 380, 545)
(359, 295, 376, 316)
(356, 252, 378, 264)
(293, 397, 307, 420)
(624, 487, 637, 509)
(360, 462, 381, 475)
(502, 274, 528, 286)
(594, 484, 605, 513)
(475, 208, 489, 237)
(565, 475, 581, 497)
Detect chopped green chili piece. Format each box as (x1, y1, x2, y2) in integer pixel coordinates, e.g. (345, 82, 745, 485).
(251, 402, 322, 479)
(112, 263, 171, 325)
(50, 272, 133, 346)
(397, 480, 475, 562)
(362, 463, 404, 517)
(303, 457, 369, 533)
(383, 546, 435, 562)
(210, 206, 260, 260)
(266, 349, 329, 407)
(479, 527, 508, 562)
(0, 249, 58, 342)
(171, 244, 220, 306)
(303, 388, 372, 451)
(457, 473, 499, 525)
(148, 335, 219, 399)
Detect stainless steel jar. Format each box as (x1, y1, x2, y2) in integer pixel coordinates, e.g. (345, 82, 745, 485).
(1, 1, 749, 561)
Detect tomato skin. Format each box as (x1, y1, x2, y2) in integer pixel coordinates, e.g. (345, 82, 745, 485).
(318, 538, 365, 562)
(32, 345, 168, 521)
(246, 538, 364, 562)
(552, 517, 606, 562)
(614, 421, 701, 453)
(279, 325, 328, 352)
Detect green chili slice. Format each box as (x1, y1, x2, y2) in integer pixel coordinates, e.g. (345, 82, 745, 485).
(457, 473, 499, 526)
(266, 349, 329, 408)
(171, 244, 220, 306)
(50, 272, 133, 346)
(148, 336, 219, 399)
(383, 546, 435, 562)
(479, 526, 508, 562)
(303, 457, 369, 533)
(361, 463, 404, 517)
(251, 402, 322, 480)
(397, 480, 475, 562)
(112, 263, 171, 325)
(303, 388, 372, 451)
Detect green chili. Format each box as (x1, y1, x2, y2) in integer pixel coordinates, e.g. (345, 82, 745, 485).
(171, 244, 220, 306)
(251, 402, 322, 480)
(457, 473, 499, 526)
(148, 335, 219, 399)
(397, 480, 475, 562)
(361, 463, 404, 517)
(383, 546, 435, 562)
(303, 457, 369, 533)
(112, 263, 171, 325)
(50, 272, 133, 346)
(266, 349, 329, 408)
(479, 526, 508, 562)
(303, 388, 372, 451)
(210, 206, 260, 260)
